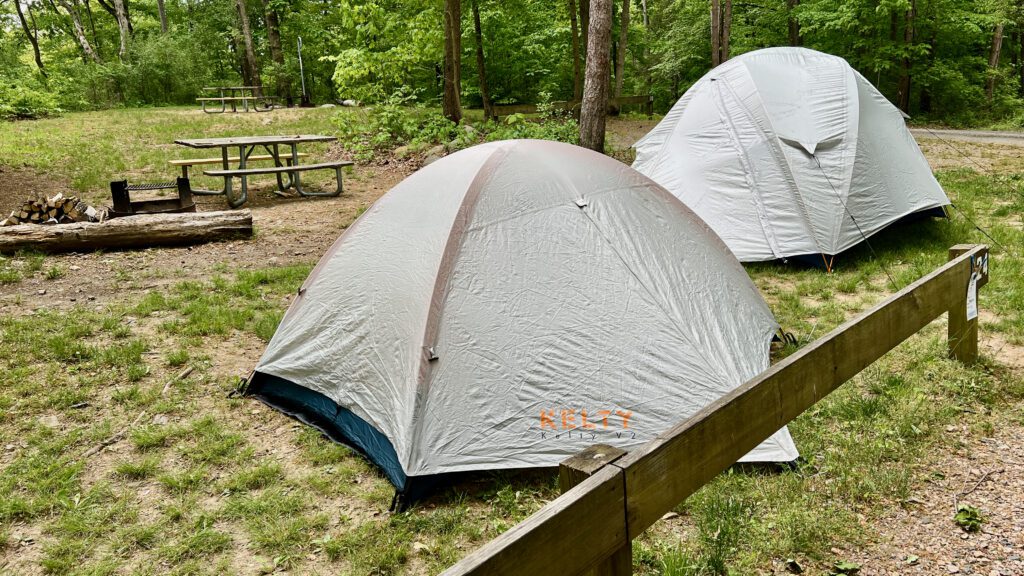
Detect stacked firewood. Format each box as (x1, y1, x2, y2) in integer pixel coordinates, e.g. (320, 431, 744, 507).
(2, 193, 105, 226)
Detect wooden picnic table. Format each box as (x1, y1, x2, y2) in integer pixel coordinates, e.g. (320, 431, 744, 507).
(199, 86, 273, 113)
(174, 134, 342, 208)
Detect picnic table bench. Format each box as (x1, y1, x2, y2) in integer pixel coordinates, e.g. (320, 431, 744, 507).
(174, 135, 351, 208)
(198, 86, 274, 114)
(169, 153, 309, 179)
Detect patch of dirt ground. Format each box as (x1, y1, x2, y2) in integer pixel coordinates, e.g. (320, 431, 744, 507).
(916, 137, 1024, 173)
(0, 165, 78, 216)
(0, 161, 412, 317)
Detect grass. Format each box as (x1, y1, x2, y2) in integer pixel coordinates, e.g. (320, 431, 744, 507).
(0, 251, 46, 284)
(1, 108, 1023, 574)
(128, 265, 312, 341)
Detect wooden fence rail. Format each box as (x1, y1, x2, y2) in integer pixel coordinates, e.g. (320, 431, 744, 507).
(491, 95, 655, 120)
(442, 244, 990, 576)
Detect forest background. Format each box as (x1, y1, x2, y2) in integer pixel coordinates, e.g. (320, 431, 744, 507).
(2, 0, 1023, 128)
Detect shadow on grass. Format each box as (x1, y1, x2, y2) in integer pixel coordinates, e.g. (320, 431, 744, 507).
(744, 214, 963, 278)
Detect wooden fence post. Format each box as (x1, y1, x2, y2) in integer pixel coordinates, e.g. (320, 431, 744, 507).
(559, 444, 631, 576)
(948, 244, 985, 364)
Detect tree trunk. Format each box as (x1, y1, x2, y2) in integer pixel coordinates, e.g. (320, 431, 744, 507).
(579, 0, 612, 152)
(14, 0, 47, 76)
(234, 38, 251, 87)
(57, 0, 101, 63)
(710, 0, 720, 67)
(263, 0, 288, 102)
(83, 0, 103, 57)
(721, 0, 731, 62)
(580, 0, 590, 71)
(111, 0, 131, 60)
(896, 0, 914, 113)
(987, 23, 1004, 100)
(613, 0, 629, 103)
(123, 0, 133, 32)
(235, 0, 262, 96)
(569, 0, 583, 101)
(640, 0, 651, 99)
(710, 0, 731, 65)
(157, 0, 167, 32)
(0, 211, 253, 254)
(442, 0, 462, 124)
(471, 0, 493, 120)
(95, 0, 131, 35)
(786, 0, 801, 46)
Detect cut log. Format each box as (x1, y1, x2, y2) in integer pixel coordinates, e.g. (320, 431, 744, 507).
(0, 210, 253, 254)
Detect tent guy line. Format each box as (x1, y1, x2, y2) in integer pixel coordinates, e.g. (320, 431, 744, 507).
(810, 153, 901, 290)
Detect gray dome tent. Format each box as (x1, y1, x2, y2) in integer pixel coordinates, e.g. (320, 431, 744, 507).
(633, 47, 951, 265)
(247, 139, 798, 499)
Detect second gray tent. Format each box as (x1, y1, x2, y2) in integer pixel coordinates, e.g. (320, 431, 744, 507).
(633, 47, 951, 264)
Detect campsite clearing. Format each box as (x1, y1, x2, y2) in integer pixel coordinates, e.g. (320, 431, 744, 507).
(0, 108, 1022, 575)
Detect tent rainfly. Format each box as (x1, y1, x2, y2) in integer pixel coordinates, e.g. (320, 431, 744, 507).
(246, 139, 798, 500)
(632, 47, 951, 265)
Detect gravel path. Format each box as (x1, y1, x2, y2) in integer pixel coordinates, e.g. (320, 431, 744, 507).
(911, 128, 1024, 146)
(838, 417, 1024, 576)
(837, 332, 1024, 576)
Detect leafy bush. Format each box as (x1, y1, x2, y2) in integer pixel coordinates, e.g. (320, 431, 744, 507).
(483, 91, 580, 145)
(333, 91, 462, 160)
(483, 113, 580, 145)
(333, 88, 580, 162)
(0, 83, 60, 120)
(333, 92, 422, 160)
(42, 34, 221, 111)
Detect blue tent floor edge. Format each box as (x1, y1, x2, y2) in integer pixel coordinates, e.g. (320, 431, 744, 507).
(245, 372, 415, 492)
(246, 371, 528, 508)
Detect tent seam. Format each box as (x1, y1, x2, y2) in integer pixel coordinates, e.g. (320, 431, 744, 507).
(726, 62, 826, 258)
(831, 62, 859, 253)
(407, 143, 510, 475)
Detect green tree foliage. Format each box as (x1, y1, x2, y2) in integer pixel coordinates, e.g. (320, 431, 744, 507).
(0, 0, 1022, 124)
(326, 2, 443, 102)
(645, 0, 1023, 123)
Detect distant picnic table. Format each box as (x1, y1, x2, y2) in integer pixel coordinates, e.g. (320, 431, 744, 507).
(197, 86, 274, 114)
(173, 134, 352, 208)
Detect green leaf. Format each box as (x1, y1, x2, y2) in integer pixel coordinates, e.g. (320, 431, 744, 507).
(831, 560, 861, 575)
(954, 504, 984, 532)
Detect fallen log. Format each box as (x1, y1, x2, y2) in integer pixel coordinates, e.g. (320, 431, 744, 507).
(0, 210, 253, 254)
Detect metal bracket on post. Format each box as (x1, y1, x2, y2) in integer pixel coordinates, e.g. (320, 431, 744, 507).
(560, 445, 632, 576)
(947, 244, 988, 364)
